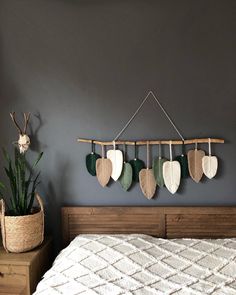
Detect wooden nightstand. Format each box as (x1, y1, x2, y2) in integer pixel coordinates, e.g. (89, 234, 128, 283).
(0, 237, 52, 295)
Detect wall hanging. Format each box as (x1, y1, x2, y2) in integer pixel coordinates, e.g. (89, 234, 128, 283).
(10, 112, 31, 154)
(129, 142, 145, 182)
(119, 145, 133, 191)
(107, 142, 123, 181)
(187, 143, 205, 183)
(139, 142, 156, 199)
(86, 141, 100, 176)
(96, 145, 112, 187)
(78, 91, 224, 199)
(202, 138, 218, 179)
(153, 143, 167, 187)
(163, 142, 181, 194)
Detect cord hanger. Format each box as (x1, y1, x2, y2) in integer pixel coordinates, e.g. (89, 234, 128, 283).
(113, 90, 185, 142)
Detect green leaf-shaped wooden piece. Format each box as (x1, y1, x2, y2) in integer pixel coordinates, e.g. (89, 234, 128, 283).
(119, 162, 133, 191)
(86, 153, 101, 176)
(153, 157, 167, 187)
(175, 154, 189, 178)
(129, 158, 145, 182)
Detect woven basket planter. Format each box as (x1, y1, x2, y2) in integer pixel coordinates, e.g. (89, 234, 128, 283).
(0, 194, 44, 253)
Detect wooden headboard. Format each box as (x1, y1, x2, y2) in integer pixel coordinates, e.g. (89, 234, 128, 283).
(61, 206, 236, 247)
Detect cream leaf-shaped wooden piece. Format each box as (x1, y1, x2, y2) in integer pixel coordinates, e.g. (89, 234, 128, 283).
(202, 139, 218, 179)
(163, 142, 181, 194)
(139, 168, 156, 199)
(96, 158, 112, 187)
(163, 161, 181, 194)
(188, 148, 205, 183)
(107, 147, 123, 181)
(202, 156, 218, 179)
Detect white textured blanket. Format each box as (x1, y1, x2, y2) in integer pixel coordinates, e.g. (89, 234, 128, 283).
(34, 234, 236, 295)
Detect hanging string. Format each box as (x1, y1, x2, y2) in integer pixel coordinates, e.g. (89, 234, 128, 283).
(91, 140, 94, 154)
(169, 141, 173, 161)
(101, 144, 105, 158)
(113, 90, 185, 142)
(181, 141, 185, 155)
(158, 143, 162, 159)
(113, 92, 150, 141)
(147, 141, 150, 169)
(134, 141, 137, 159)
(123, 143, 126, 162)
(208, 138, 211, 156)
(151, 91, 184, 141)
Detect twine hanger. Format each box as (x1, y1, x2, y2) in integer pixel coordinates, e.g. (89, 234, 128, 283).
(77, 91, 225, 146)
(113, 90, 185, 142)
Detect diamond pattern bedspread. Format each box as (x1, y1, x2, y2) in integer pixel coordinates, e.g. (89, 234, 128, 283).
(34, 234, 236, 295)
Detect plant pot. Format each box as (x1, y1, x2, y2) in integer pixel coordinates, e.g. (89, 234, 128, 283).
(0, 194, 44, 253)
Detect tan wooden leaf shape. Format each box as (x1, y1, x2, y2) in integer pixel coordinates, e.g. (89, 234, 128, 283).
(96, 158, 112, 187)
(202, 156, 218, 179)
(187, 149, 205, 183)
(139, 168, 156, 199)
(163, 161, 181, 194)
(107, 149, 123, 181)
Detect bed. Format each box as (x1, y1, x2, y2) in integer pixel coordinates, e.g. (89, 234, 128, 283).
(34, 206, 236, 295)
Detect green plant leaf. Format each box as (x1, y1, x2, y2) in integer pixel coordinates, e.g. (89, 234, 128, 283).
(27, 172, 40, 213)
(33, 152, 43, 168)
(2, 148, 10, 163)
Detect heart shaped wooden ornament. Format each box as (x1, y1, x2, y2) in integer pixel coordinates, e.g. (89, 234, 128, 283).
(107, 142, 123, 181)
(202, 139, 218, 179)
(153, 144, 167, 187)
(139, 142, 156, 199)
(129, 142, 145, 182)
(163, 142, 181, 194)
(86, 141, 101, 176)
(188, 143, 205, 183)
(96, 145, 112, 187)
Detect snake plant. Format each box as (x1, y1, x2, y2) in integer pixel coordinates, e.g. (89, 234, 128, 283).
(0, 148, 43, 216)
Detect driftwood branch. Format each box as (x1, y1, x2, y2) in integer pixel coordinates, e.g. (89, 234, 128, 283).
(77, 138, 225, 146)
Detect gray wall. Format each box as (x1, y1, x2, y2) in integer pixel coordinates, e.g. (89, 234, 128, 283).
(0, 0, 236, 250)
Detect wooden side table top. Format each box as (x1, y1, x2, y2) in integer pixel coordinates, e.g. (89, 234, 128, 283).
(0, 236, 52, 265)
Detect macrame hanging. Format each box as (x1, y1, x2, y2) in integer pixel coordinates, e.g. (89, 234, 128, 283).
(202, 138, 218, 179)
(96, 145, 112, 187)
(78, 90, 224, 197)
(153, 143, 167, 187)
(129, 142, 145, 182)
(139, 142, 156, 199)
(163, 142, 181, 194)
(187, 143, 205, 183)
(86, 141, 101, 176)
(119, 144, 133, 191)
(107, 142, 123, 181)
(175, 142, 189, 179)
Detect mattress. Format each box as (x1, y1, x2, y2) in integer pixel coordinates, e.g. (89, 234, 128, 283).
(34, 234, 236, 295)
